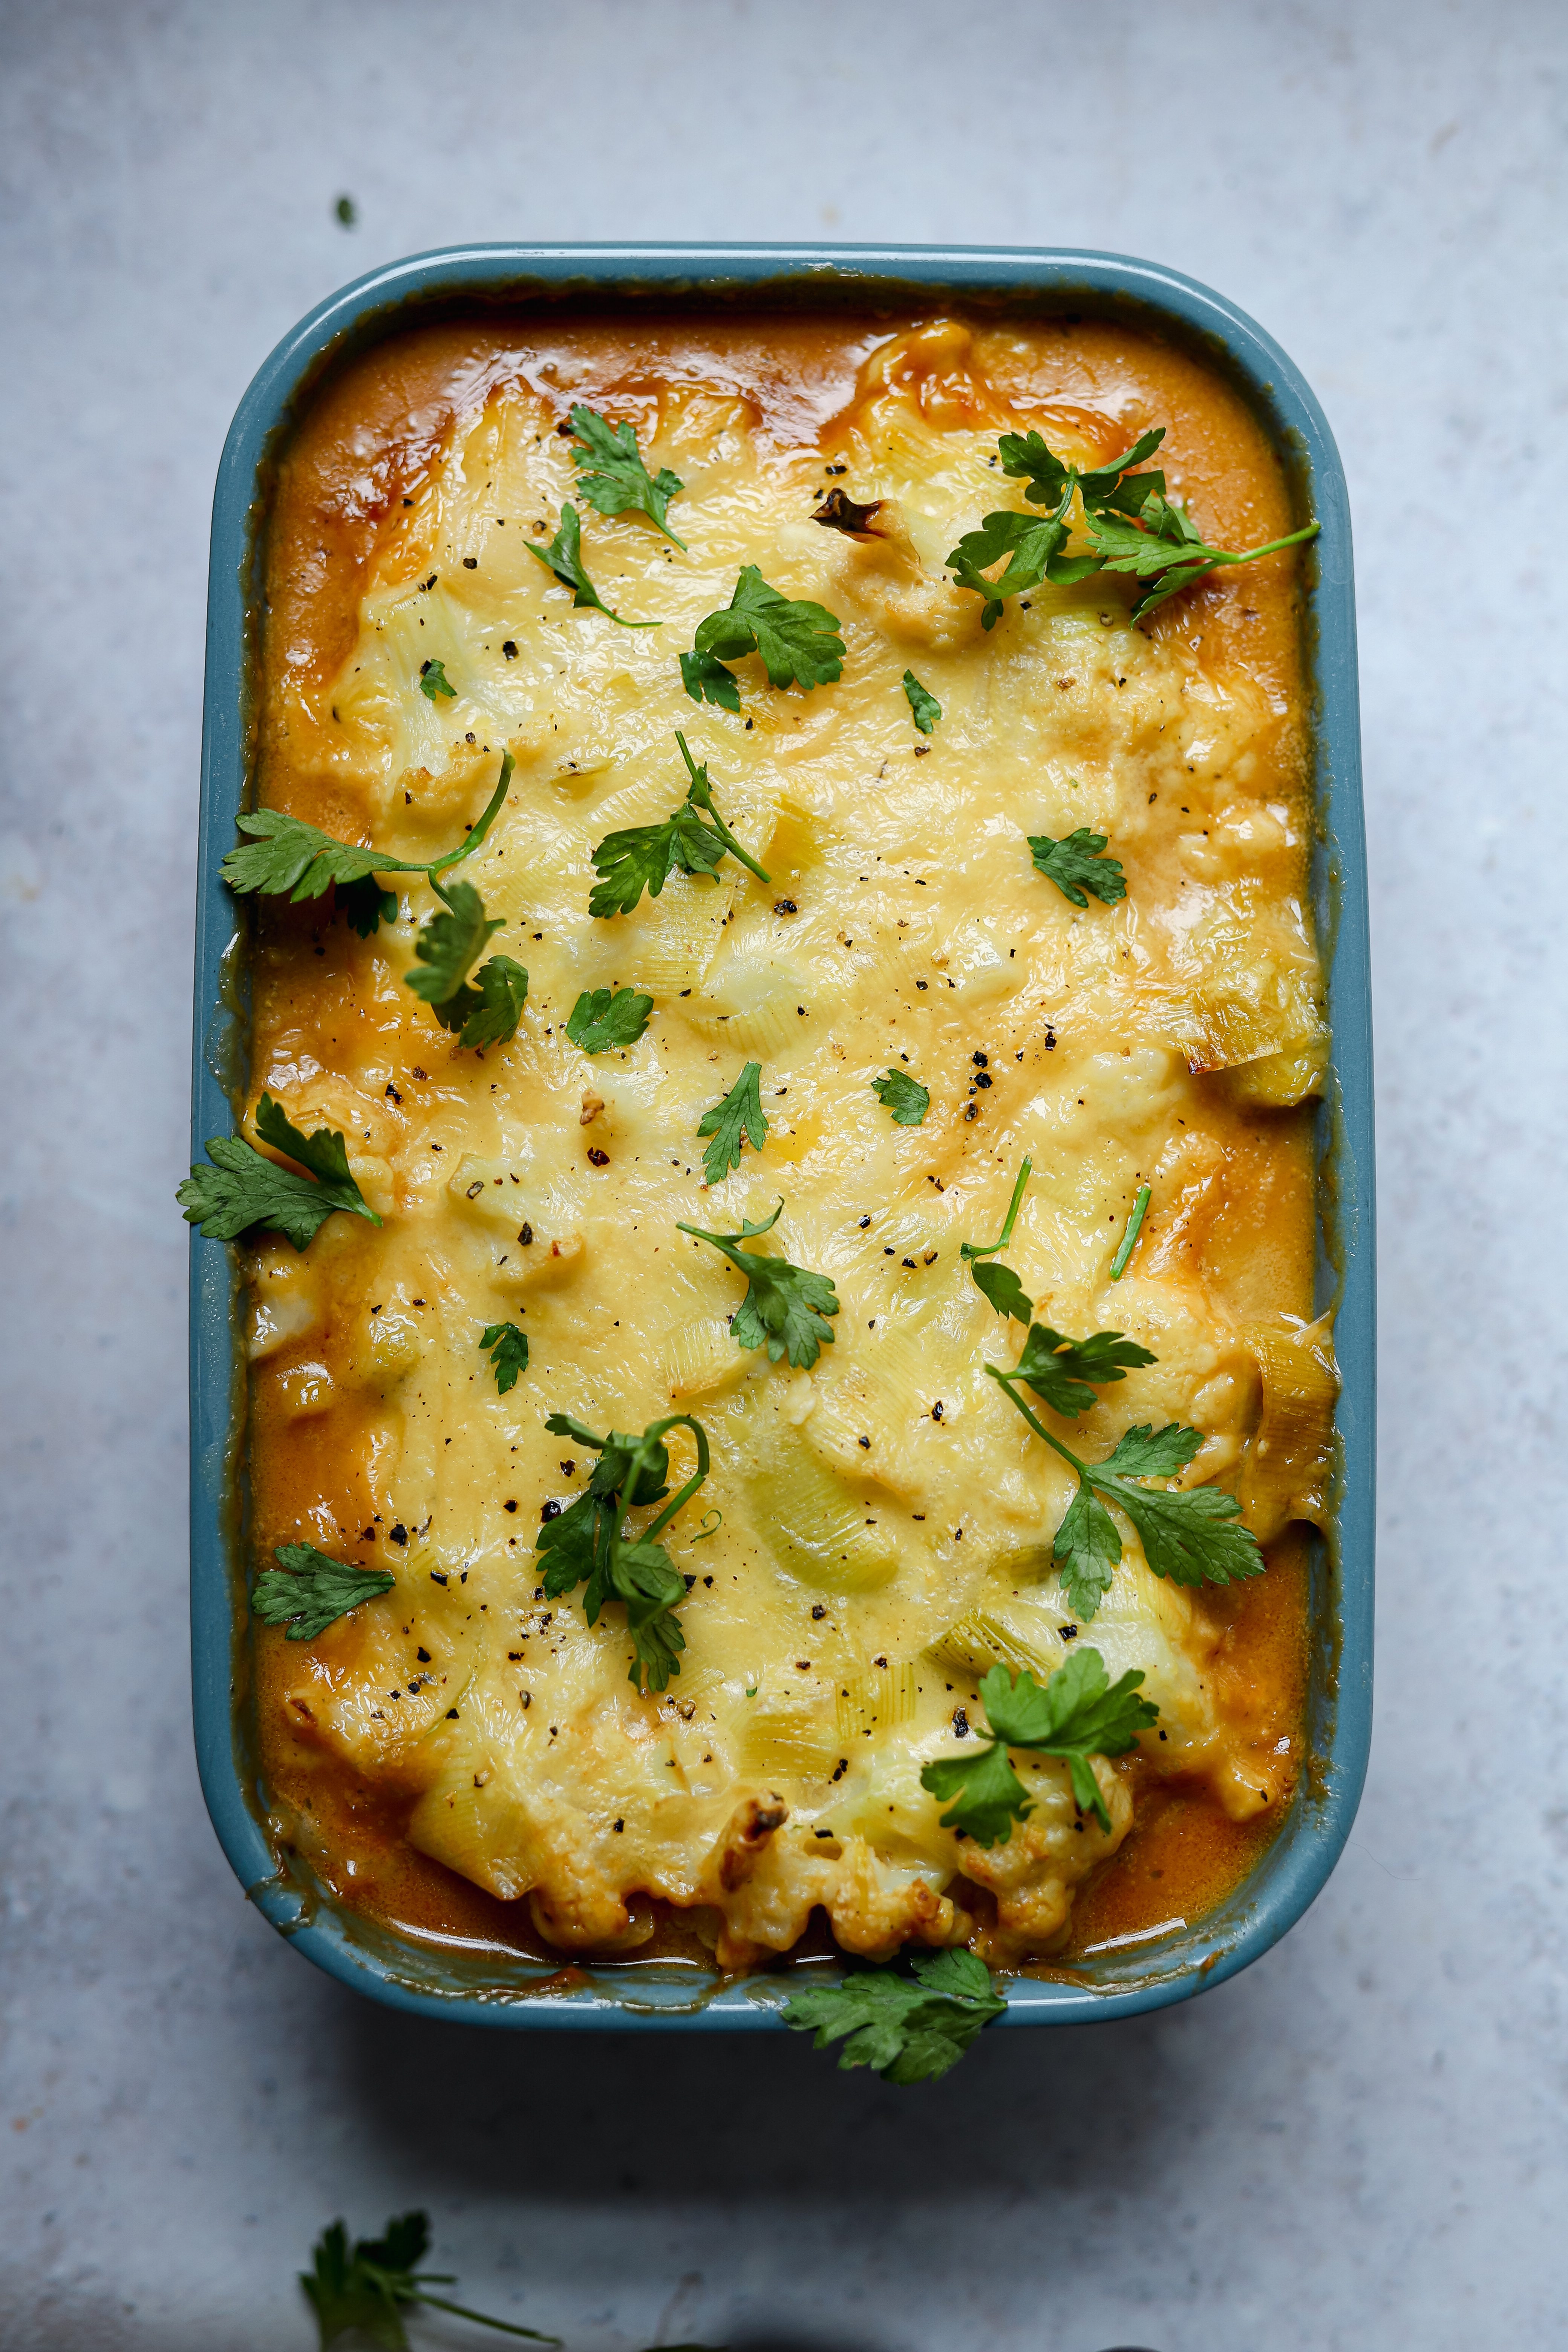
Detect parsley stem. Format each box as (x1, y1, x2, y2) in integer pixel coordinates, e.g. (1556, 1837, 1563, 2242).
(426, 751, 514, 881)
(1109, 1184, 1150, 1280)
(961, 1156, 1033, 1262)
(985, 1365, 1089, 1478)
(1206, 520, 1321, 566)
(675, 730, 772, 884)
(413, 2293, 562, 2343)
(628, 1413, 711, 1545)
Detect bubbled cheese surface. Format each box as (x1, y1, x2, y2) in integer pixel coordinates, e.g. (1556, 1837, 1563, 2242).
(247, 314, 1325, 1969)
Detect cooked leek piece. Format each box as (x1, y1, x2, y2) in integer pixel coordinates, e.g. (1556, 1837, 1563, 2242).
(1239, 1312, 1337, 1541)
(747, 1426, 899, 1592)
(408, 1768, 535, 1900)
(662, 1315, 748, 1401)
(835, 1659, 919, 1746)
(738, 1700, 839, 1781)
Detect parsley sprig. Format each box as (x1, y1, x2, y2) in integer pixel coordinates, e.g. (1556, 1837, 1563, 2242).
(676, 1199, 839, 1368)
(588, 733, 770, 916)
(920, 1652, 1158, 1840)
(567, 403, 686, 547)
(697, 1060, 767, 1183)
(1027, 826, 1126, 908)
(536, 1412, 712, 1692)
(781, 1948, 1006, 2083)
(960, 1154, 1032, 1320)
(479, 1321, 529, 1393)
(682, 565, 845, 709)
(565, 986, 654, 1051)
(222, 755, 528, 1045)
(253, 1543, 394, 1641)
(988, 1334, 1264, 1619)
(526, 502, 659, 627)
(870, 1067, 929, 1126)
(302, 2210, 559, 2347)
(947, 425, 1318, 626)
(178, 1093, 382, 1251)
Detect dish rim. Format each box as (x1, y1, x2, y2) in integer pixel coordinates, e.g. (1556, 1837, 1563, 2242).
(190, 241, 1374, 2032)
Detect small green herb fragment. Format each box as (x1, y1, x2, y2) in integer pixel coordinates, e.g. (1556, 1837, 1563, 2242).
(1110, 1182, 1151, 1279)
(781, 1948, 1007, 2084)
(566, 986, 655, 1052)
(301, 2209, 560, 2348)
(697, 1060, 767, 1184)
(870, 1067, 929, 1127)
(525, 501, 659, 627)
(334, 194, 357, 228)
(902, 671, 942, 734)
(589, 733, 769, 917)
(419, 658, 456, 700)
(177, 1093, 382, 1252)
(676, 1199, 839, 1369)
(537, 1410, 712, 1692)
(480, 1322, 530, 1394)
(920, 1653, 1159, 1839)
(689, 565, 845, 700)
(1027, 827, 1127, 908)
(253, 1544, 395, 1642)
(1008, 1321, 1157, 1419)
(568, 403, 686, 547)
(961, 1154, 1032, 1316)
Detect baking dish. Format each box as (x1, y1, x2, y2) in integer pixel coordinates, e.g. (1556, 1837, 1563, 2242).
(190, 242, 1373, 2032)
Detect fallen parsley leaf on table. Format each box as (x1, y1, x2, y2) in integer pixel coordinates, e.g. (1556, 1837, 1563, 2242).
(566, 985, 655, 1052)
(1027, 826, 1127, 907)
(302, 2210, 559, 2348)
(687, 565, 845, 701)
(871, 1067, 929, 1126)
(589, 733, 770, 916)
(526, 500, 660, 627)
(782, 1948, 1006, 2083)
(479, 1321, 530, 1393)
(697, 1059, 767, 1182)
(921, 1652, 1159, 1839)
(676, 1198, 839, 1368)
(253, 1544, 395, 1641)
(988, 1331, 1265, 1619)
(177, 1092, 382, 1251)
(568, 403, 686, 547)
(537, 1410, 712, 1692)
(902, 669, 942, 733)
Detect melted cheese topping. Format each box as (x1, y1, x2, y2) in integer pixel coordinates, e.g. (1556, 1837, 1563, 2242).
(246, 314, 1331, 1971)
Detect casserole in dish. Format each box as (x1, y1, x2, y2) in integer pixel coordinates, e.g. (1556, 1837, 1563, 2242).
(189, 244, 1372, 2038)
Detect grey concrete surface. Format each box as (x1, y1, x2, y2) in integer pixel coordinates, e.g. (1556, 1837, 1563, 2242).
(2, 2, 1565, 2346)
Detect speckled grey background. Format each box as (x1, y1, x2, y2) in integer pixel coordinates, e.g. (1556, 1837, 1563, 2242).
(2, 2, 1565, 2346)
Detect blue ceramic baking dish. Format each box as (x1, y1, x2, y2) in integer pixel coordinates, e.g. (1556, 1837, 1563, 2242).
(190, 242, 1373, 2032)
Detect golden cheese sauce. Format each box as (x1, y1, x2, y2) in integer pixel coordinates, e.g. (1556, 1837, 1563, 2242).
(242, 302, 1333, 1980)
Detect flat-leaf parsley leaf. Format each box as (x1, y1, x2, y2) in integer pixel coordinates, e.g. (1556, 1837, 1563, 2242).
(676, 1198, 839, 1369)
(253, 1544, 395, 1642)
(697, 1060, 767, 1183)
(301, 2208, 560, 2348)
(589, 734, 769, 916)
(688, 565, 845, 700)
(568, 403, 686, 546)
(921, 1653, 1159, 1839)
(902, 670, 942, 733)
(479, 1322, 530, 1393)
(565, 986, 655, 1052)
(870, 1067, 929, 1126)
(525, 501, 660, 628)
(781, 1948, 1006, 2084)
(1026, 827, 1126, 908)
(177, 1093, 382, 1252)
(536, 1410, 712, 1692)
